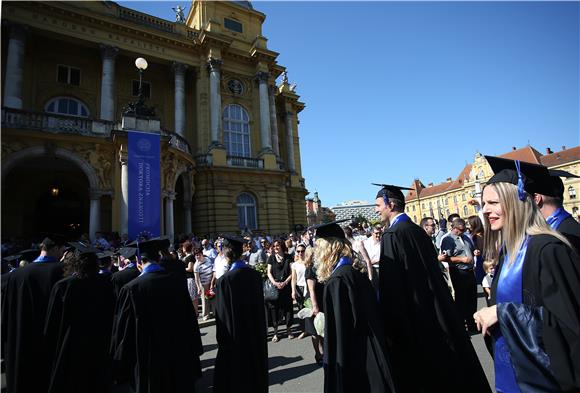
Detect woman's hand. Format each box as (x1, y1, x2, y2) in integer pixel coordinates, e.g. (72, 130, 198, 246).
(291, 291, 296, 300)
(473, 305, 498, 336)
(312, 303, 319, 316)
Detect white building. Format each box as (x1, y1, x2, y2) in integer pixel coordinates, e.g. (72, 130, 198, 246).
(330, 200, 380, 222)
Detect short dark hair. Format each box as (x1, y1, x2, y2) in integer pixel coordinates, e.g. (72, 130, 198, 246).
(193, 247, 203, 255)
(447, 213, 460, 223)
(452, 218, 466, 228)
(390, 197, 405, 213)
(542, 195, 563, 209)
(222, 244, 242, 262)
(420, 217, 434, 227)
(343, 226, 353, 238)
(182, 241, 193, 253)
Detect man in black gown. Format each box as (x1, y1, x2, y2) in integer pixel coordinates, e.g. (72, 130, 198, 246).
(373, 184, 491, 393)
(1, 236, 65, 393)
(213, 236, 268, 393)
(111, 239, 203, 393)
(111, 247, 140, 297)
(534, 168, 580, 252)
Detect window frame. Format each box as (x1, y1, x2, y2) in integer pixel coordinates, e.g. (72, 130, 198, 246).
(56, 64, 81, 86)
(44, 96, 90, 118)
(223, 104, 251, 158)
(237, 193, 257, 230)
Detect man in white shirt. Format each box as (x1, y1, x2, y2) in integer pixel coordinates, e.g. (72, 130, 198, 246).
(363, 225, 382, 291)
(201, 238, 217, 260)
(210, 240, 228, 290)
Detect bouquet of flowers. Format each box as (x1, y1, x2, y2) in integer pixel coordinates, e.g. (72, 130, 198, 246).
(254, 263, 268, 280)
(204, 288, 215, 300)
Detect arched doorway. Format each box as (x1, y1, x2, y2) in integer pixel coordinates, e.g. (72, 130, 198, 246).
(2, 156, 90, 239)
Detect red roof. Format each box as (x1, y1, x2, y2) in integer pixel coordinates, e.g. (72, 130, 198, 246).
(540, 146, 580, 167)
(499, 146, 543, 164)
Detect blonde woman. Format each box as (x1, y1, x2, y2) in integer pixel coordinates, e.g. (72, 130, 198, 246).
(291, 243, 307, 339)
(474, 156, 580, 393)
(313, 222, 395, 393)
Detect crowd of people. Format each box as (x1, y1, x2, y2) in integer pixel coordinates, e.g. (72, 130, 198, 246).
(1, 155, 579, 393)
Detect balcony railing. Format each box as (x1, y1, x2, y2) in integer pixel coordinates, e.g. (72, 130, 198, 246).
(227, 155, 264, 169)
(118, 8, 175, 33)
(165, 132, 191, 155)
(195, 154, 212, 167)
(2, 108, 115, 136)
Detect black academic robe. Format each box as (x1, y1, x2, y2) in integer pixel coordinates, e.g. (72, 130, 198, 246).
(111, 269, 203, 393)
(1, 261, 64, 393)
(110, 266, 140, 297)
(490, 234, 580, 392)
(323, 264, 396, 393)
(44, 274, 116, 393)
(557, 215, 580, 254)
(380, 220, 491, 393)
(213, 266, 268, 393)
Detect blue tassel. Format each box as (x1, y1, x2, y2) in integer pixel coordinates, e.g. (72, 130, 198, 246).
(383, 194, 389, 206)
(515, 160, 525, 201)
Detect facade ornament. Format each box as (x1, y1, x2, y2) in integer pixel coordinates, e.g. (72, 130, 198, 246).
(255, 71, 269, 83)
(281, 70, 289, 84)
(207, 57, 223, 73)
(172, 5, 186, 23)
(99, 44, 119, 60)
(289, 83, 297, 92)
(162, 153, 178, 190)
(72, 144, 113, 189)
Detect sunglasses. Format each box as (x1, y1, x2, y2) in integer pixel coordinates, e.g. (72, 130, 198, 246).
(296, 249, 305, 254)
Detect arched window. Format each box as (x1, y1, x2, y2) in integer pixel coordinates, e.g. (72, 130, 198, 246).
(45, 97, 89, 117)
(223, 104, 250, 157)
(568, 186, 577, 199)
(237, 193, 257, 230)
(463, 206, 469, 216)
(462, 193, 467, 201)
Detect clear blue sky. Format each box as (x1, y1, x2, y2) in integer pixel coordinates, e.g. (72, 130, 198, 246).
(119, 1, 579, 207)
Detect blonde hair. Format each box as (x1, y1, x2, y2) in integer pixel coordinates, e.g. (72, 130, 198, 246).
(304, 246, 315, 269)
(483, 182, 571, 265)
(314, 237, 366, 282)
(482, 259, 496, 274)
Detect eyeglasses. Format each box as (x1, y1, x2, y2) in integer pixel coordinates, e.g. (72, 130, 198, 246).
(373, 232, 381, 235)
(296, 250, 305, 254)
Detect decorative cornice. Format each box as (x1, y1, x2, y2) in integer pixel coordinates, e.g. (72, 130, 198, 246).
(207, 57, 223, 73)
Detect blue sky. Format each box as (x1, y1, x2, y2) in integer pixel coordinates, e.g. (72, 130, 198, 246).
(119, 1, 580, 207)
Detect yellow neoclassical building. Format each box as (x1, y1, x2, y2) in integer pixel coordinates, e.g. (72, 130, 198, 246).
(404, 146, 580, 223)
(1, 1, 307, 242)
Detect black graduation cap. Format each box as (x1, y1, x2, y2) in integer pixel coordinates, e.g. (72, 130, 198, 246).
(310, 219, 350, 240)
(118, 247, 138, 260)
(96, 250, 115, 260)
(128, 237, 170, 261)
(221, 236, 245, 256)
(372, 183, 413, 204)
(485, 156, 552, 199)
(2, 249, 40, 263)
(67, 242, 100, 257)
(546, 169, 580, 199)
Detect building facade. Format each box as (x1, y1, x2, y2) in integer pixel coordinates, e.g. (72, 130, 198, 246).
(404, 146, 580, 223)
(1, 1, 308, 241)
(305, 192, 335, 226)
(330, 200, 380, 223)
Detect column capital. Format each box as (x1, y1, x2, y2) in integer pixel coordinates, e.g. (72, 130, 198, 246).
(8, 23, 27, 41)
(89, 189, 106, 200)
(164, 191, 177, 200)
(119, 150, 128, 165)
(285, 111, 294, 118)
(255, 71, 270, 83)
(172, 61, 188, 75)
(207, 57, 223, 73)
(100, 44, 119, 60)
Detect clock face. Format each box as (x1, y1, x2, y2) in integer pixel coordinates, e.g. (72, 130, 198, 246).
(227, 79, 244, 95)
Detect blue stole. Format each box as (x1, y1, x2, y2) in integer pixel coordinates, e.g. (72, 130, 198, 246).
(33, 255, 57, 263)
(546, 207, 571, 231)
(124, 263, 136, 269)
(495, 237, 530, 393)
(229, 260, 247, 271)
(390, 213, 411, 229)
(331, 256, 352, 275)
(139, 263, 165, 276)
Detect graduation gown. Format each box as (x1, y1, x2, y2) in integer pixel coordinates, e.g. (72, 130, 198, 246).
(557, 215, 580, 254)
(490, 234, 580, 392)
(44, 274, 116, 393)
(323, 264, 396, 393)
(111, 268, 203, 393)
(110, 265, 140, 297)
(1, 261, 64, 393)
(213, 266, 268, 393)
(380, 219, 491, 393)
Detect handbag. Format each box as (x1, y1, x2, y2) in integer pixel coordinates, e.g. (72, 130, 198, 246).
(263, 280, 279, 302)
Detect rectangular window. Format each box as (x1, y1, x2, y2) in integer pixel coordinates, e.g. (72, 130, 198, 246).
(57, 65, 81, 86)
(224, 18, 243, 33)
(132, 80, 151, 98)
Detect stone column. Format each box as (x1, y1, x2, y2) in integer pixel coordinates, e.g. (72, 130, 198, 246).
(207, 58, 223, 146)
(183, 201, 192, 235)
(165, 192, 176, 243)
(119, 152, 129, 236)
(99, 45, 119, 121)
(256, 72, 272, 153)
(269, 86, 280, 156)
(173, 62, 187, 137)
(89, 191, 102, 242)
(285, 111, 296, 173)
(3, 24, 26, 109)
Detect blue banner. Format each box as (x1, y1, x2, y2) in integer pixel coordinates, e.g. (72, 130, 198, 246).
(128, 131, 161, 240)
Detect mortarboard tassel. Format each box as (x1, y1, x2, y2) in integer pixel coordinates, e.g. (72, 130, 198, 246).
(515, 160, 526, 201)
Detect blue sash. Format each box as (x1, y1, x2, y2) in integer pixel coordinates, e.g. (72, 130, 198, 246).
(229, 260, 247, 271)
(546, 208, 571, 231)
(125, 263, 136, 269)
(390, 213, 411, 229)
(331, 256, 352, 275)
(33, 255, 57, 263)
(139, 263, 165, 276)
(495, 237, 529, 393)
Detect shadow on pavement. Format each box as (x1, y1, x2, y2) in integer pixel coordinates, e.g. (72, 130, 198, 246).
(269, 363, 322, 386)
(268, 355, 303, 369)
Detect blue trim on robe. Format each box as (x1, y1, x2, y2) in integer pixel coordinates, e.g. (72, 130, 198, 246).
(229, 261, 247, 271)
(497, 303, 560, 393)
(389, 213, 411, 229)
(138, 263, 165, 276)
(33, 255, 58, 263)
(546, 208, 571, 231)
